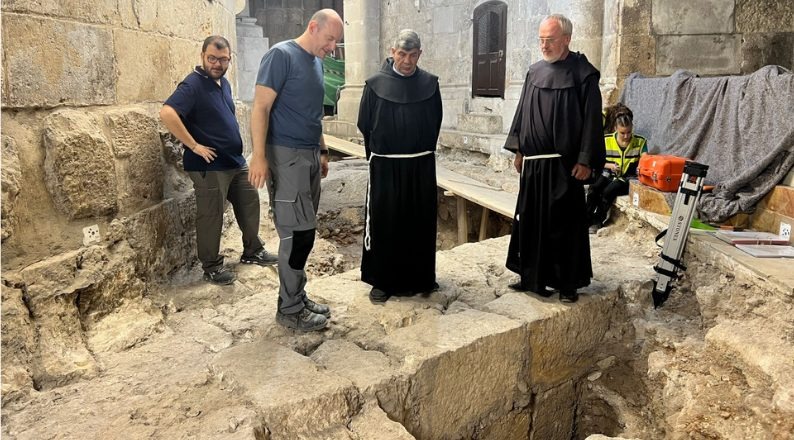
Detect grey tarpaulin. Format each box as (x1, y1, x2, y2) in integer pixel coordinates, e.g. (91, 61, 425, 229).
(619, 66, 794, 222)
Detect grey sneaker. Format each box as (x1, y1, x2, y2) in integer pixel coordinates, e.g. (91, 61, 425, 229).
(304, 297, 330, 317)
(276, 308, 328, 332)
(240, 248, 278, 266)
(203, 266, 236, 285)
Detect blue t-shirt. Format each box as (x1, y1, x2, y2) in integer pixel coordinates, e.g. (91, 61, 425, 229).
(164, 67, 246, 171)
(256, 40, 324, 148)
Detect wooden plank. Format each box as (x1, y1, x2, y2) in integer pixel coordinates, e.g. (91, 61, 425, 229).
(628, 180, 673, 215)
(436, 167, 516, 218)
(324, 134, 517, 219)
(479, 207, 490, 241)
(324, 135, 366, 158)
(756, 185, 794, 218)
(457, 196, 468, 244)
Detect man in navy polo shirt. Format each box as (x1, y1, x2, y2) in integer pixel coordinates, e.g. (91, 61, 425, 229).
(160, 35, 277, 285)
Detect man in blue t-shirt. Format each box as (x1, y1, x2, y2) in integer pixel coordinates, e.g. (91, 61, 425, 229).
(160, 35, 277, 286)
(249, 9, 343, 332)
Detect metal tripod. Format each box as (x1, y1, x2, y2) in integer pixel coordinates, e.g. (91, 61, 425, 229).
(652, 161, 709, 308)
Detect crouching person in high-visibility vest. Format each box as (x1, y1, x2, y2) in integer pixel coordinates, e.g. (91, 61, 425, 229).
(587, 106, 647, 233)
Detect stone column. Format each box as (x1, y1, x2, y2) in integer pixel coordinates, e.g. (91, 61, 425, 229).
(336, 0, 381, 123)
(236, 1, 269, 103)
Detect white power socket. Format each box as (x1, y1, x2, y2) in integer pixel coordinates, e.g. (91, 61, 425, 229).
(780, 222, 791, 240)
(82, 224, 101, 246)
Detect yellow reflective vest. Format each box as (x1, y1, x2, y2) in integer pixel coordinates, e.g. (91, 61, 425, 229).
(604, 133, 647, 177)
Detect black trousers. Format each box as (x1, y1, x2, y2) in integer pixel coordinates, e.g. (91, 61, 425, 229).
(586, 174, 629, 227)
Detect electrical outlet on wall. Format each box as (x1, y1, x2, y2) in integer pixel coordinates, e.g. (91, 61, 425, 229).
(83, 224, 100, 246)
(780, 222, 791, 240)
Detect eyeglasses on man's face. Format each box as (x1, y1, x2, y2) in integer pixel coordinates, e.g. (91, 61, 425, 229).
(206, 55, 231, 65)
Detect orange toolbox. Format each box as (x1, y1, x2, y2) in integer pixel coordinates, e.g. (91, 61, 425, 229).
(637, 155, 688, 192)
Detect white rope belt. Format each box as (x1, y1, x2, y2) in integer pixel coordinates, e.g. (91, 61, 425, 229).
(516, 153, 562, 221)
(369, 150, 435, 159)
(364, 150, 435, 251)
(522, 153, 561, 160)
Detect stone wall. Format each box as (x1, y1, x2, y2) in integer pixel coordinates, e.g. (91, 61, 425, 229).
(251, 0, 343, 47)
(1, 0, 245, 401)
(331, 0, 792, 164)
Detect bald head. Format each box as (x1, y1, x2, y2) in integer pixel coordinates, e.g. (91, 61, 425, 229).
(298, 8, 344, 58)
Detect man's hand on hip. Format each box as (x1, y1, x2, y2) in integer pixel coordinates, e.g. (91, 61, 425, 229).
(248, 156, 270, 188)
(192, 144, 217, 163)
(572, 163, 592, 180)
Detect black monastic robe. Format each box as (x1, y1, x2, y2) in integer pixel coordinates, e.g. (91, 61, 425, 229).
(504, 52, 605, 293)
(357, 58, 443, 294)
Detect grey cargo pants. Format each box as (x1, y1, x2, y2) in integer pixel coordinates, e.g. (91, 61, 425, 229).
(266, 144, 321, 314)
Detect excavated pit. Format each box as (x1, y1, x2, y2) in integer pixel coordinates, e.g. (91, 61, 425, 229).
(2, 157, 792, 440)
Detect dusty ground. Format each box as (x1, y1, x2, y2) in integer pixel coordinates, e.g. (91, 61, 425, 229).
(2, 159, 792, 439)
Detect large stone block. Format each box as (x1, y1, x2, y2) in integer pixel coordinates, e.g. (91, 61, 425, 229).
(1, 284, 36, 402)
(620, 0, 652, 36)
(156, 0, 213, 40)
(29, 292, 99, 389)
(118, 0, 159, 31)
(483, 289, 619, 388)
(114, 29, 175, 104)
(104, 108, 165, 214)
(120, 198, 197, 279)
(1, 135, 22, 241)
(652, 0, 735, 35)
(736, 0, 794, 33)
(529, 380, 578, 440)
(656, 35, 741, 76)
(211, 340, 361, 437)
(43, 110, 118, 219)
(169, 38, 203, 92)
(1, 15, 116, 108)
(740, 32, 794, 74)
(1, 0, 120, 25)
(376, 309, 528, 440)
(616, 35, 656, 77)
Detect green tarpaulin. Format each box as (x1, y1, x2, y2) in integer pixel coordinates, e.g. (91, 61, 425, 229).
(323, 56, 345, 107)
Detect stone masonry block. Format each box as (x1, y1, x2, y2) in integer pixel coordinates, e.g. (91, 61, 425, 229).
(736, 0, 794, 33)
(652, 0, 735, 35)
(529, 380, 578, 440)
(156, 0, 213, 40)
(104, 108, 165, 214)
(376, 309, 528, 440)
(620, 0, 653, 36)
(656, 35, 741, 76)
(43, 110, 118, 219)
(617, 35, 657, 77)
(1, 0, 120, 25)
(740, 33, 794, 74)
(1, 284, 36, 402)
(1, 135, 22, 241)
(121, 198, 197, 279)
(483, 289, 619, 388)
(118, 0, 158, 31)
(211, 340, 361, 437)
(1, 15, 115, 108)
(169, 39, 203, 91)
(114, 29, 175, 104)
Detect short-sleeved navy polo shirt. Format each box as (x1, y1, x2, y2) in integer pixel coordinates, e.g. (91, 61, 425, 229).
(164, 67, 246, 171)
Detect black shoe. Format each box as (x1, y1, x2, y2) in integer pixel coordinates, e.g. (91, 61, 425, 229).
(560, 289, 579, 303)
(240, 249, 278, 266)
(304, 297, 330, 317)
(275, 308, 327, 332)
(369, 287, 390, 303)
(508, 281, 530, 292)
(203, 266, 236, 285)
(415, 282, 441, 294)
(536, 287, 555, 298)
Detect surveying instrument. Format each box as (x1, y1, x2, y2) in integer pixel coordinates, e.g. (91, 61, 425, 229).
(652, 161, 709, 308)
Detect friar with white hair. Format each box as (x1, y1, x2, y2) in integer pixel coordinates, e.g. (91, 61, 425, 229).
(504, 14, 605, 303)
(356, 29, 443, 303)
